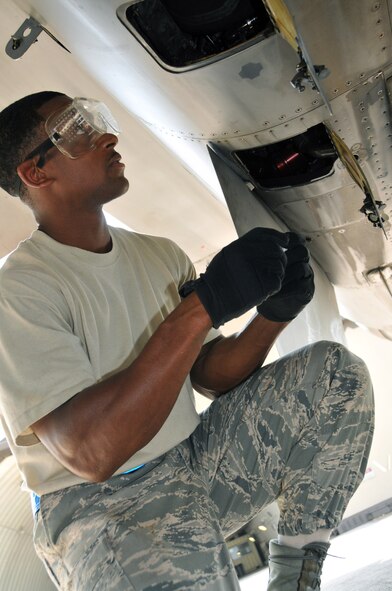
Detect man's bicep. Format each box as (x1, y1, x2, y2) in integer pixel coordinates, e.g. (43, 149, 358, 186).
(30, 392, 83, 471)
(31, 390, 77, 437)
(30, 396, 70, 450)
(31, 408, 56, 441)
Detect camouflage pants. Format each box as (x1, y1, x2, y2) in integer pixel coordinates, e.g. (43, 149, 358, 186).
(34, 341, 374, 590)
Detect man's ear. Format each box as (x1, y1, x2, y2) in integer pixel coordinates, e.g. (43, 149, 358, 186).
(16, 160, 54, 190)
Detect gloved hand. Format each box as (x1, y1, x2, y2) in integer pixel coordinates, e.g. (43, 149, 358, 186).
(257, 233, 314, 322)
(179, 227, 289, 328)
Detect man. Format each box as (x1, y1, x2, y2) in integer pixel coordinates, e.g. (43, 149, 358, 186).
(0, 91, 374, 591)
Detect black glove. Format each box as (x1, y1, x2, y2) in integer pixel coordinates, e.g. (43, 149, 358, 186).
(179, 227, 289, 328)
(257, 233, 314, 322)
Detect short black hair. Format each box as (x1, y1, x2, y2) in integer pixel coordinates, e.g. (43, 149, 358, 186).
(0, 91, 66, 198)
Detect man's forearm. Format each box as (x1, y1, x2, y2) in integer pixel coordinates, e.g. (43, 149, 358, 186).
(32, 292, 212, 482)
(191, 314, 289, 397)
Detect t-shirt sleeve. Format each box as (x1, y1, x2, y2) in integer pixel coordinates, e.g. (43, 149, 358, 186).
(0, 277, 95, 446)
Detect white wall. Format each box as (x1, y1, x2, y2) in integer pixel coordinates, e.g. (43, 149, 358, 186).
(342, 326, 392, 517)
(0, 457, 55, 590)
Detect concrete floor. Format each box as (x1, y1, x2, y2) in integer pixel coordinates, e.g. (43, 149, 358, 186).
(239, 513, 392, 591)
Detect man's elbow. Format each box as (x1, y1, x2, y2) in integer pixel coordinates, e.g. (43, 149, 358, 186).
(32, 424, 118, 483)
(76, 464, 116, 483)
(52, 450, 120, 483)
(56, 442, 125, 483)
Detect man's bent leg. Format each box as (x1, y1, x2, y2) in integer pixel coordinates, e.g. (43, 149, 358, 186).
(266, 341, 374, 590)
(185, 341, 374, 588)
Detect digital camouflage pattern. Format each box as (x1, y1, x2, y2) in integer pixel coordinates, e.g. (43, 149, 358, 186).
(34, 341, 374, 590)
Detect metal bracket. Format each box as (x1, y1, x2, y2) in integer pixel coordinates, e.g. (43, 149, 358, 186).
(5, 17, 43, 59)
(5, 16, 70, 60)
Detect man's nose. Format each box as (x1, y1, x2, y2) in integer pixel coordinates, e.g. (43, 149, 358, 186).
(97, 133, 119, 149)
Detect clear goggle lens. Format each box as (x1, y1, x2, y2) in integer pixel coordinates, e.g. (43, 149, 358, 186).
(44, 98, 120, 159)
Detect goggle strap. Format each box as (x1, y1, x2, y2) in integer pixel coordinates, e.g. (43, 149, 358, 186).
(25, 137, 55, 167)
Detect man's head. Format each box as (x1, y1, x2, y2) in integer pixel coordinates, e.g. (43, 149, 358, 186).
(0, 91, 66, 200)
(0, 92, 128, 210)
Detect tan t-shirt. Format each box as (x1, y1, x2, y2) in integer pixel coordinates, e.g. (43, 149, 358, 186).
(0, 228, 220, 495)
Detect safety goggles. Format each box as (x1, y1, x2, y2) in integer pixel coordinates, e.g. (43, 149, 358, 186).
(23, 97, 121, 167)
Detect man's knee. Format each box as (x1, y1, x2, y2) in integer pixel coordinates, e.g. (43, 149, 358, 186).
(308, 339, 350, 362)
(311, 340, 373, 407)
(310, 339, 366, 370)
